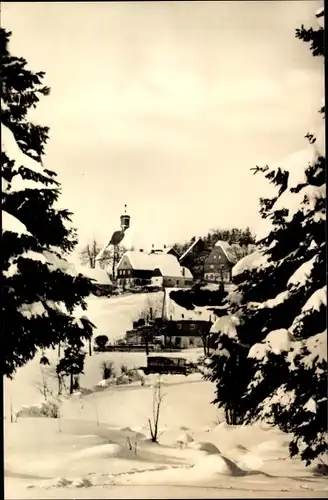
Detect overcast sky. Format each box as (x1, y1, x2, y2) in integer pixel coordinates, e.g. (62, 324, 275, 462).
(3, 1, 323, 253)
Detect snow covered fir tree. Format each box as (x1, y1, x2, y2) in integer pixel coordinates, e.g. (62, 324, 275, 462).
(208, 7, 326, 465)
(1, 28, 94, 389)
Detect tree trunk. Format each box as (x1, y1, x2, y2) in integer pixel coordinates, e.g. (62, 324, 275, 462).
(89, 338, 92, 356)
(112, 246, 116, 282)
(69, 372, 74, 394)
(58, 342, 61, 358)
(145, 338, 149, 356)
(201, 336, 207, 357)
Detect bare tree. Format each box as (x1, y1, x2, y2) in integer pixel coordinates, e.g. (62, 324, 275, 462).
(99, 245, 126, 272)
(135, 297, 163, 355)
(148, 376, 165, 443)
(80, 238, 102, 269)
(34, 363, 66, 400)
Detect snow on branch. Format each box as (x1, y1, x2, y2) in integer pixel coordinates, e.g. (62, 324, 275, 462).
(303, 397, 317, 414)
(18, 301, 48, 319)
(232, 250, 268, 277)
(254, 217, 275, 243)
(213, 343, 231, 358)
(301, 286, 326, 313)
(248, 328, 292, 359)
(287, 331, 327, 372)
(287, 255, 318, 288)
(259, 385, 296, 417)
(1, 123, 46, 176)
(273, 183, 325, 224)
(210, 314, 239, 338)
(3, 210, 31, 236)
(42, 250, 77, 276)
(263, 290, 289, 309)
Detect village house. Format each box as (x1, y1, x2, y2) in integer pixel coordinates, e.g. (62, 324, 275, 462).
(178, 237, 208, 280)
(204, 240, 237, 283)
(162, 289, 214, 349)
(160, 245, 180, 259)
(77, 265, 113, 296)
(116, 249, 193, 288)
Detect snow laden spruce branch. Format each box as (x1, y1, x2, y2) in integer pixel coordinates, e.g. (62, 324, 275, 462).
(1, 27, 95, 387)
(208, 7, 327, 466)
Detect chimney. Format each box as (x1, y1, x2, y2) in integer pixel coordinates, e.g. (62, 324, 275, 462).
(139, 249, 144, 252)
(164, 244, 166, 249)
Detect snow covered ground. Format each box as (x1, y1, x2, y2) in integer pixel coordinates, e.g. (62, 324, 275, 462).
(5, 377, 328, 499)
(4, 292, 163, 411)
(4, 294, 328, 498)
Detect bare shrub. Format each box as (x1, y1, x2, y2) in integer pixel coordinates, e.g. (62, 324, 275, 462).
(148, 376, 165, 443)
(16, 400, 60, 419)
(120, 363, 128, 375)
(101, 361, 116, 380)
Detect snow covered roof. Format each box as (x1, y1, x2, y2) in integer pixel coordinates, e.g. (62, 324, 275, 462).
(119, 250, 156, 271)
(76, 265, 112, 284)
(181, 267, 193, 279)
(163, 246, 175, 254)
(95, 244, 110, 262)
(153, 254, 184, 277)
(179, 238, 202, 262)
(164, 288, 213, 322)
(118, 251, 191, 278)
(214, 240, 237, 264)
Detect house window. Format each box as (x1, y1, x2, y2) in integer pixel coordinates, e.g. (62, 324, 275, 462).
(190, 324, 196, 330)
(189, 338, 194, 346)
(177, 323, 182, 330)
(176, 280, 179, 285)
(210, 264, 214, 269)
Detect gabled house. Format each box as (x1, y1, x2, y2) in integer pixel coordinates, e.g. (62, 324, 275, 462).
(163, 246, 180, 259)
(179, 237, 209, 280)
(162, 289, 214, 349)
(77, 265, 113, 296)
(204, 240, 237, 283)
(116, 250, 193, 288)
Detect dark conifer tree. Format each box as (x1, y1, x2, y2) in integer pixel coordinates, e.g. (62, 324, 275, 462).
(208, 7, 326, 464)
(1, 28, 94, 380)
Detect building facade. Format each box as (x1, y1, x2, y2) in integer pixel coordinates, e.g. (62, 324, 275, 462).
(204, 241, 236, 283)
(164, 319, 213, 349)
(116, 250, 193, 288)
